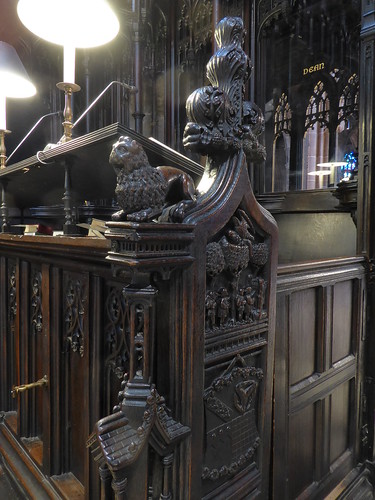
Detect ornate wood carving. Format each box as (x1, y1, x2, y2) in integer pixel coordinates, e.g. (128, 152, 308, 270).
(109, 135, 196, 222)
(92, 386, 191, 467)
(202, 355, 263, 482)
(205, 209, 269, 328)
(31, 270, 42, 336)
(183, 16, 265, 188)
(104, 286, 130, 380)
(92, 15, 277, 500)
(64, 277, 86, 357)
(178, 0, 213, 70)
(8, 263, 17, 330)
(91, 281, 192, 498)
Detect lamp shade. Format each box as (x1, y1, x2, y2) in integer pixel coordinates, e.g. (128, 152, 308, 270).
(17, 0, 120, 48)
(0, 42, 36, 97)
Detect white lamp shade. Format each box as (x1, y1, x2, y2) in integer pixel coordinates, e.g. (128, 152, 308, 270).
(0, 42, 36, 97)
(17, 0, 120, 48)
(317, 162, 347, 168)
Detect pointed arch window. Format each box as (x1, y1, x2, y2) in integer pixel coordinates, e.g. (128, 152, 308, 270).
(335, 73, 359, 182)
(338, 73, 359, 124)
(274, 92, 292, 135)
(305, 81, 330, 130)
(272, 93, 292, 191)
(302, 81, 330, 189)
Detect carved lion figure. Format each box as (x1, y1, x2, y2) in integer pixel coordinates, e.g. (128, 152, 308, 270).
(110, 136, 196, 222)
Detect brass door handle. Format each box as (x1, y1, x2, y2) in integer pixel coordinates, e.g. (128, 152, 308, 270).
(11, 375, 48, 398)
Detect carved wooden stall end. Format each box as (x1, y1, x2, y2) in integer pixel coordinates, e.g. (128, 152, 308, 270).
(90, 16, 278, 500)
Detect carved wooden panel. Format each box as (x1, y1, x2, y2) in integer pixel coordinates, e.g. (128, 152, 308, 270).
(0, 256, 7, 411)
(330, 381, 351, 463)
(1, 259, 18, 414)
(202, 206, 271, 497)
(103, 283, 131, 414)
(0, 237, 113, 498)
(289, 288, 317, 384)
(332, 280, 354, 363)
(274, 258, 366, 499)
(62, 270, 89, 486)
(288, 405, 315, 499)
(202, 354, 264, 497)
(18, 264, 45, 453)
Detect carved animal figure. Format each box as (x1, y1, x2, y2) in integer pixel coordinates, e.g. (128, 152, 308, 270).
(109, 136, 196, 222)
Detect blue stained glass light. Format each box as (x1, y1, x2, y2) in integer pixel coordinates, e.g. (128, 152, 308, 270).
(341, 151, 357, 180)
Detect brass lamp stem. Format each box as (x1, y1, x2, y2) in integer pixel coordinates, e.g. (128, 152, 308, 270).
(0, 129, 10, 169)
(57, 82, 81, 143)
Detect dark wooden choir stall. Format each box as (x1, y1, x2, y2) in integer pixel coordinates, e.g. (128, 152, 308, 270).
(0, 17, 277, 500)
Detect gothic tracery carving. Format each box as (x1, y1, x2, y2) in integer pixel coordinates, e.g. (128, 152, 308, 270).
(8, 265, 17, 328)
(31, 270, 42, 335)
(274, 92, 292, 136)
(64, 278, 86, 357)
(305, 81, 330, 131)
(105, 286, 130, 380)
(338, 73, 359, 125)
(178, 0, 212, 69)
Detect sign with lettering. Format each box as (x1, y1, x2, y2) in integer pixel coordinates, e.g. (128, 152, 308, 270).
(303, 62, 325, 75)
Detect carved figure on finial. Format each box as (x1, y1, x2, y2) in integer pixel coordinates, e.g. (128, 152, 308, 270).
(109, 136, 196, 222)
(183, 17, 265, 167)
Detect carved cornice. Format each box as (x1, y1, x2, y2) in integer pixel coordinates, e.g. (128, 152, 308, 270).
(105, 221, 195, 280)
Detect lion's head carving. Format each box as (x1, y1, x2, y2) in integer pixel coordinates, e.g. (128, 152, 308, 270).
(109, 136, 149, 175)
(109, 136, 196, 222)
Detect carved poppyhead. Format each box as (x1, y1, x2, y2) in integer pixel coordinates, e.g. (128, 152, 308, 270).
(214, 17, 245, 49)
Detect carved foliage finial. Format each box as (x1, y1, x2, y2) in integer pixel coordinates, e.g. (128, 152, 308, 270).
(183, 17, 265, 164)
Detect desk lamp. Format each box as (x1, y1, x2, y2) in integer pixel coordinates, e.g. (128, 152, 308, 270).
(0, 42, 36, 168)
(317, 161, 347, 185)
(17, 0, 119, 142)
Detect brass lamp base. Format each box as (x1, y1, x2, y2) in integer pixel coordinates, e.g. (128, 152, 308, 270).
(0, 129, 11, 169)
(57, 82, 81, 143)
